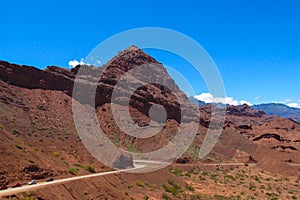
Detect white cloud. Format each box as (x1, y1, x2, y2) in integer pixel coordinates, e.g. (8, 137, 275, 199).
(240, 100, 253, 106)
(68, 58, 86, 68)
(194, 93, 252, 106)
(287, 103, 300, 108)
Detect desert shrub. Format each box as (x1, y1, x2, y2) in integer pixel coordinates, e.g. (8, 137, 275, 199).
(143, 195, 149, 200)
(213, 194, 228, 199)
(53, 152, 59, 157)
(210, 173, 218, 180)
(201, 171, 209, 176)
(288, 190, 296, 194)
(161, 193, 171, 200)
(135, 180, 145, 187)
(24, 196, 35, 200)
(170, 169, 183, 176)
(266, 192, 278, 198)
(225, 175, 236, 181)
(253, 176, 260, 182)
(190, 194, 203, 200)
(249, 182, 256, 190)
(185, 183, 194, 191)
(163, 184, 172, 193)
(185, 172, 191, 178)
(68, 167, 78, 175)
(85, 165, 96, 173)
(163, 179, 183, 196)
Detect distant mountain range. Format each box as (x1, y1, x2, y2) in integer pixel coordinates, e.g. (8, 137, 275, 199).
(189, 97, 300, 122)
(252, 103, 300, 123)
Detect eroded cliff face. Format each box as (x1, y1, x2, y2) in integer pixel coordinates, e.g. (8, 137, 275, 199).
(0, 46, 197, 124)
(1, 45, 300, 183)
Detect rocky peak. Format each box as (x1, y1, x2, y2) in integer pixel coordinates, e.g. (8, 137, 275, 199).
(0, 46, 197, 123)
(105, 45, 159, 72)
(227, 104, 266, 118)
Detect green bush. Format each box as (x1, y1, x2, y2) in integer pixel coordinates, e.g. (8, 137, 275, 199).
(85, 165, 96, 173)
(135, 180, 145, 187)
(53, 151, 59, 157)
(249, 182, 256, 191)
(24, 196, 35, 200)
(161, 193, 171, 200)
(170, 169, 183, 176)
(225, 175, 236, 181)
(185, 183, 194, 191)
(199, 175, 206, 181)
(163, 179, 183, 196)
(68, 167, 78, 175)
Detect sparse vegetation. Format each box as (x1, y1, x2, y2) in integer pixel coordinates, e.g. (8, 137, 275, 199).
(162, 179, 183, 197)
(199, 175, 206, 181)
(249, 182, 256, 191)
(189, 194, 203, 200)
(161, 193, 171, 200)
(135, 180, 145, 187)
(164, 164, 300, 199)
(225, 175, 236, 181)
(68, 167, 78, 175)
(185, 183, 194, 191)
(23, 196, 35, 200)
(169, 168, 183, 176)
(12, 129, 20, 135)
(53, 151, 59, 157)
(15, 144, 23, 150)
(85, 165, 96, 173)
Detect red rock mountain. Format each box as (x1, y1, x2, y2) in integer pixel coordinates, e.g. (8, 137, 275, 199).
(0, 46, 299, 199)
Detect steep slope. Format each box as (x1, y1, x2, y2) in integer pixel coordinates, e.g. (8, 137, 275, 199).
(0, 46, 300, 199)
(0, 80, 110, 186)
(0, 46, 198, 184)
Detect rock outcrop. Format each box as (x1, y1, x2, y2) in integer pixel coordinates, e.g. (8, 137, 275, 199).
(227, 104, 265, 118)
(0, 46, 197, 124)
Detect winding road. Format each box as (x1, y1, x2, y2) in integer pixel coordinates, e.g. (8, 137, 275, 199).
(0, 160, 298, 197)
(0, 162, 146, 197)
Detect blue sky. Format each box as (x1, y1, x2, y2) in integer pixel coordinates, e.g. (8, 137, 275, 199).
(0, 0, 300, 107)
